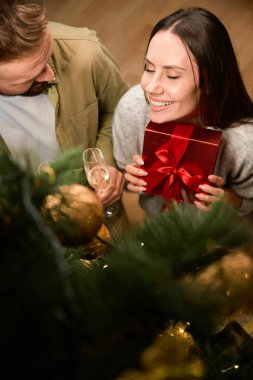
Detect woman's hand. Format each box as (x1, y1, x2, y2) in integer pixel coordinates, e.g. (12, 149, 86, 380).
(223, 187, 243, 209)
(125, 155, 148, 193)
(194, 174, 224, 211)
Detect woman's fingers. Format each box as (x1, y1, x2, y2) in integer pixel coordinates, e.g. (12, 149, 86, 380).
(124, 155, 148, 193)
(194, 200, 210, 212)
(132, 154, 144, 166)
(125, 163, 147, 177)
(195, 192, 223, 204)
(125, 172, 147, 192)
(194, 175, 224, 210)
(197, 183, 224, 200)
(208, 174, 224, 187)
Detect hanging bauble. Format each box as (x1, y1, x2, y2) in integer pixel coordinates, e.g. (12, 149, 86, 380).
(84, 222, 111, 260)
(41, 183, 104, 246)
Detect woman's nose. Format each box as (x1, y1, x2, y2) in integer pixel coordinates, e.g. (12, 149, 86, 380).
(144, 75, 164, 95)
(35, 64, 55, 83)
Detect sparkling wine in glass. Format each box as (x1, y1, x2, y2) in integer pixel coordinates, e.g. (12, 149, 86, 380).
(87, 164, 110, 190)
(83, 148, 119, 219)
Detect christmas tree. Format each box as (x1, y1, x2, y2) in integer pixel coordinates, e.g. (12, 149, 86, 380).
(1, 148, 253, 380)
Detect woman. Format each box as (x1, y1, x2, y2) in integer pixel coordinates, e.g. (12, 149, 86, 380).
(113, 7, 253, 218)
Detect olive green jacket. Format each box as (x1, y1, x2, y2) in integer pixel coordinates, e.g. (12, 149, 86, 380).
(0, 22, 128, 165)
(47, 22, 128, 165)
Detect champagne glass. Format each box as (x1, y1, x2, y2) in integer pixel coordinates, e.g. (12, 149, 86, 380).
(83, 148, 120, 219)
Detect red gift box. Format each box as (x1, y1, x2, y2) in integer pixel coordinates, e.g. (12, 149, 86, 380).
(141, 121, 222, 203)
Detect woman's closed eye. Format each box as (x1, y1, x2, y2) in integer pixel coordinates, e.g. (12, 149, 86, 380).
(144, 64, 155, 72)
(167, 75, 180, 80)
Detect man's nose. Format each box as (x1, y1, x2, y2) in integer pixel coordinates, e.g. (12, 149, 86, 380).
(35, 64, 55, 82)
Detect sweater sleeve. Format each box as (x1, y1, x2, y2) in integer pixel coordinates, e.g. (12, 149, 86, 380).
(215, 124, 253, 216)
(112, 84, 150, 170)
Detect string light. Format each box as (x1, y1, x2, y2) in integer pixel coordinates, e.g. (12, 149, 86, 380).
(167, 321, 190, 336)
(221, 364, 239, 373)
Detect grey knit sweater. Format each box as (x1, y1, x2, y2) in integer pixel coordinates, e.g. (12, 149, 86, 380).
(113, 84, 253, 219)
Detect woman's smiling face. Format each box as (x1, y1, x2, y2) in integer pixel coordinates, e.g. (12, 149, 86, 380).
(141, 29, 201, 124)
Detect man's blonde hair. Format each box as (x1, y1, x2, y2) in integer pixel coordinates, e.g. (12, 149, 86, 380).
(0, 1, 48, 62)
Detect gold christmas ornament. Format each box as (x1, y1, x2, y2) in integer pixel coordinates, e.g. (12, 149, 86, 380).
(118, 321, 204, 380)
(80, 223, 111, 264)
(85, 223, 110, 259)
(41, 183, 104, 246)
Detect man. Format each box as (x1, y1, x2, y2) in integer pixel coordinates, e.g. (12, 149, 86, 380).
(0, 0, 128, 223)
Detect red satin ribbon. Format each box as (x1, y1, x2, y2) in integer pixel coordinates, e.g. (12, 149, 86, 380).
(147, 124, 205, 202)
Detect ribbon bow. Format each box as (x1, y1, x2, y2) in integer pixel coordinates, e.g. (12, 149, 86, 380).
(145, 124, 205, 202)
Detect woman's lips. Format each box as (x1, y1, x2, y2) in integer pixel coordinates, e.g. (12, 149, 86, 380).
(148, 98, 174, 111)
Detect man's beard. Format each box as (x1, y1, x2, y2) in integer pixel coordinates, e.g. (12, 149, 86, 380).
(21, 81, 54, 97)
